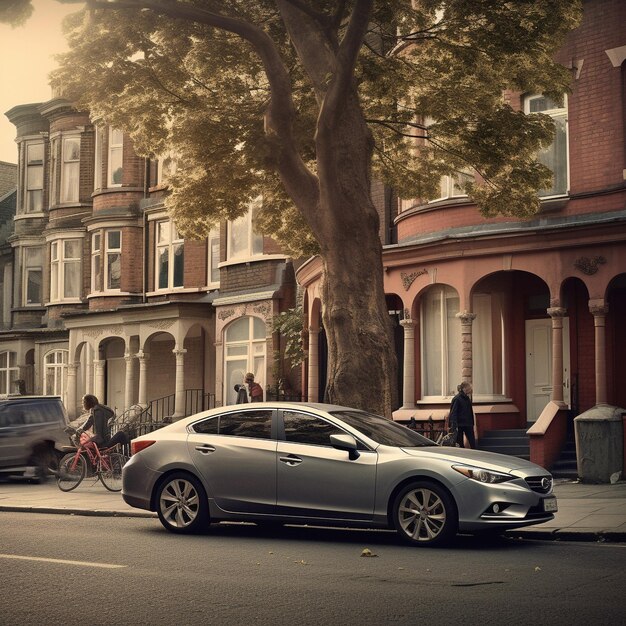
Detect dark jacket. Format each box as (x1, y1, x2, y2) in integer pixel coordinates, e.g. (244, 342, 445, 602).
(81, 404, 114, 445)
(448, 391, 474, 429)
(235, 386, 248, 404)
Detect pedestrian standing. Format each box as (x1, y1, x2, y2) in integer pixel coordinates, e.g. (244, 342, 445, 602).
(448, 382, 476, 449)
(245, 373, 264, 402)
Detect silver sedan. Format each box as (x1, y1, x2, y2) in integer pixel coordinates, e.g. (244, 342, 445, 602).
(122, 403, 557, 546)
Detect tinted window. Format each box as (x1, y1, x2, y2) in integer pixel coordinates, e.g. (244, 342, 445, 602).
(283, 411, 346, 447)
(193, 416, 218, 435)
(193, 410, 272, 440)
(332, 411, 436, 447)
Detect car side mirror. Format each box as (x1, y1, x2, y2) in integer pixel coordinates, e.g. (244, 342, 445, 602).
(330, 433, 360, 460)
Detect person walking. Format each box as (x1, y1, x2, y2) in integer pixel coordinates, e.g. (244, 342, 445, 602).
(448, 382, 476, 449)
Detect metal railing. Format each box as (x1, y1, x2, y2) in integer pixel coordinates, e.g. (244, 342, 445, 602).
(405, 415, 447, 443)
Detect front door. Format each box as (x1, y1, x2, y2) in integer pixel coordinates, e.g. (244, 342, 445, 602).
(525, 318, 570, 421)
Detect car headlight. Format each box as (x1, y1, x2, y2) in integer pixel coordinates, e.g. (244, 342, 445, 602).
(452, 465, 513, 484)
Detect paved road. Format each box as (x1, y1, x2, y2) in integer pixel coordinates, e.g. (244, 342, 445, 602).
(1, 512, 624, 625)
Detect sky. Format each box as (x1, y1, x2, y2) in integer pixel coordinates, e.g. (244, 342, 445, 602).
(0, 0, 83, 163)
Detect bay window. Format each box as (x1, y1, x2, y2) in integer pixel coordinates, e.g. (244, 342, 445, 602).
(524, 95, 568, 197)
(0, 351, 19, 395)
(50, 239, 82, 302)
(156, 221, 184, 290)
(207, 228, 220, 286)
(108, 128, 123, 186)
(227, 201, 263, 261)
(25, 142, 44, 213)
(22, 247, 43, 306)
(61, 136, 80, 202)
(105, 231, 121, 290)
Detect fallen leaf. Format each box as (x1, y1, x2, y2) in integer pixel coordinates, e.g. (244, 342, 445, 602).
(534, 566, 541, 572)
(361, 548, 378, 558)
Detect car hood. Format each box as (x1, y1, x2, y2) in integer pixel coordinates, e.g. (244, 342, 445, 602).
(400, 446, 549, 476)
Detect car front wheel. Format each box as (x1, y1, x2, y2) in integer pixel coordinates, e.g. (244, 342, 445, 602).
(156, 472, 209, 534)
(392, 480, 458, 547)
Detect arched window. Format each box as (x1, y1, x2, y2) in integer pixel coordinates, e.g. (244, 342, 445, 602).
(0, 351, 19, 395)
(44, 350, 68, 396)
(420, 285, 461, 398)
(224, 316, 266, 405)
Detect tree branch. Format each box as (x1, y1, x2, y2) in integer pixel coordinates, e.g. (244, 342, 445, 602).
(85, 0, 319, 211)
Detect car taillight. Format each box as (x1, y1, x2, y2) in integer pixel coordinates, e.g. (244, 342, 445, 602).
(131, 440, 156, 455)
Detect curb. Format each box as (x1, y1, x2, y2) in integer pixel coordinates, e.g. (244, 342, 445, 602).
(0, 505, 156, 519)
(3, 504, 625, 542)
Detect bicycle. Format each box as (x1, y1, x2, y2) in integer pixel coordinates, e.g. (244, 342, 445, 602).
(57, 429, 129, 492)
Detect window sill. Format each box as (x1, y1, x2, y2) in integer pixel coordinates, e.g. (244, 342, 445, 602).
(219, 254, 288, 268)
(145, 287, 205, 297)
(86, 291, 139, 299)
(45, 299, 83, 306)
(14, 212, 46, 221)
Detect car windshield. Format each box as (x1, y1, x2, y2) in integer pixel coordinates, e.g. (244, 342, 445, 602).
(331, 411, 437, 447)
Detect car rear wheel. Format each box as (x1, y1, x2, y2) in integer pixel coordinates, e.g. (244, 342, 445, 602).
(156, 472, 209, 534)
(392, 480, 458, 547)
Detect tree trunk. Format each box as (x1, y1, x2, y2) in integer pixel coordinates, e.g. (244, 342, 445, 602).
(315, 93, 398, 417)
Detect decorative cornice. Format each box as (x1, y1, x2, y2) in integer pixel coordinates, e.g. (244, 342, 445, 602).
(401, 269, 428, 290)
(547, 307, 567, 318)
(574, 255, 606, 275)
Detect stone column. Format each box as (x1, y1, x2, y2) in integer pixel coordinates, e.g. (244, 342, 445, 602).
(172, 348, 187, 419)
(137, 351, 149, 407)
(85, 345, 93, 395)
(307, 328, 320, 402)
(589, 300, 609, 405)
(547, 307, 567, 404)
(93, 359, 106, 404)
(456, 311, 477, 384)
(124, 352, 136, 412)
(66, 362, 79, 419)
(400, 318, 416, 409)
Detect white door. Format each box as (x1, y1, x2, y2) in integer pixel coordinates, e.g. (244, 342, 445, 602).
(106, 357, 125, 417)
(525, 318, 570, 422)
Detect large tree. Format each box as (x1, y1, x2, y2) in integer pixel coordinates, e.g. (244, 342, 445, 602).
(2, 0, 581, 416)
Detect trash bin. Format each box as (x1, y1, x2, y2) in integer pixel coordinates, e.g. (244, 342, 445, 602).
(574, 405, 624, 483)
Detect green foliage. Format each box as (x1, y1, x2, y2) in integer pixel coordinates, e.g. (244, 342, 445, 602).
(0, 0, 33, 25)
(48, 0, 582, 244)
(272, 303, 306, 369)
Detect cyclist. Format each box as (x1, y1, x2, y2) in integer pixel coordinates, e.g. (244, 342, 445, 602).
(77, 394, 128, 449)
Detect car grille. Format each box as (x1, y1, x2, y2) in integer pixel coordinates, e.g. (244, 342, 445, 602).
(525, 475, 553, 494)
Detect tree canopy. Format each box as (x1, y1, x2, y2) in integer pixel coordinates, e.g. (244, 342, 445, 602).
(7, 0, 578, 251)
(2, 0, 583, 415)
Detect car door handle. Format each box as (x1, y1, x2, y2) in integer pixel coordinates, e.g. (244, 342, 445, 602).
(195, 444, 216, 454)
(279, 455, 302, 466)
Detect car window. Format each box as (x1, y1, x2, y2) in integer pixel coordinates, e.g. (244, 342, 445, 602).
(0, 405, 25, 427)
(193, 410, 272, 440)
(332, 410, 437, 447)
(282, 411, 360, 448)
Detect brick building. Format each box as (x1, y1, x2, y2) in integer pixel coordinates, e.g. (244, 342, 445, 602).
(297, 0, 626, 474)
(1, 100, 298, 419)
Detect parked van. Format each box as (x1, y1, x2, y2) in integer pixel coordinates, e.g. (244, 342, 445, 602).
(0, 396, 69, 482)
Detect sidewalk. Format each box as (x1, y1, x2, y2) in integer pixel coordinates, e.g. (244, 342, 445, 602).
(1, 477, 625, 542)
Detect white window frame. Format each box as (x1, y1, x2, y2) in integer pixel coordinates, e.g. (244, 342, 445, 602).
(44, 349, 68, 396)
(94, 126, 102, 191)
(524, 94, 569, 198)
(156, 221, 184, 291)
(22, 247, 43, 306)
(428, 172, 473, 203)
(91, 232, 101, 293)
(50, 238, 82, 302)
(207, 228, 220, 288)
(61, 134, 80, 203)
(24, 141, 44, 214)
(49, 136, 58, 207)
(105, 230, 122, 292)
(227, 201, 263, 262)
(107, 127, 123, 187)
(0, 351, 19, 395)
(223, 316, 267, 405)
(157, 151, 178, 186)
(420, 285, 461, 399)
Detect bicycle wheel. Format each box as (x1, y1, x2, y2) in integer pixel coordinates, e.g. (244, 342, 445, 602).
(57, 453, 86, 492)
(99, 452, 127, 492)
